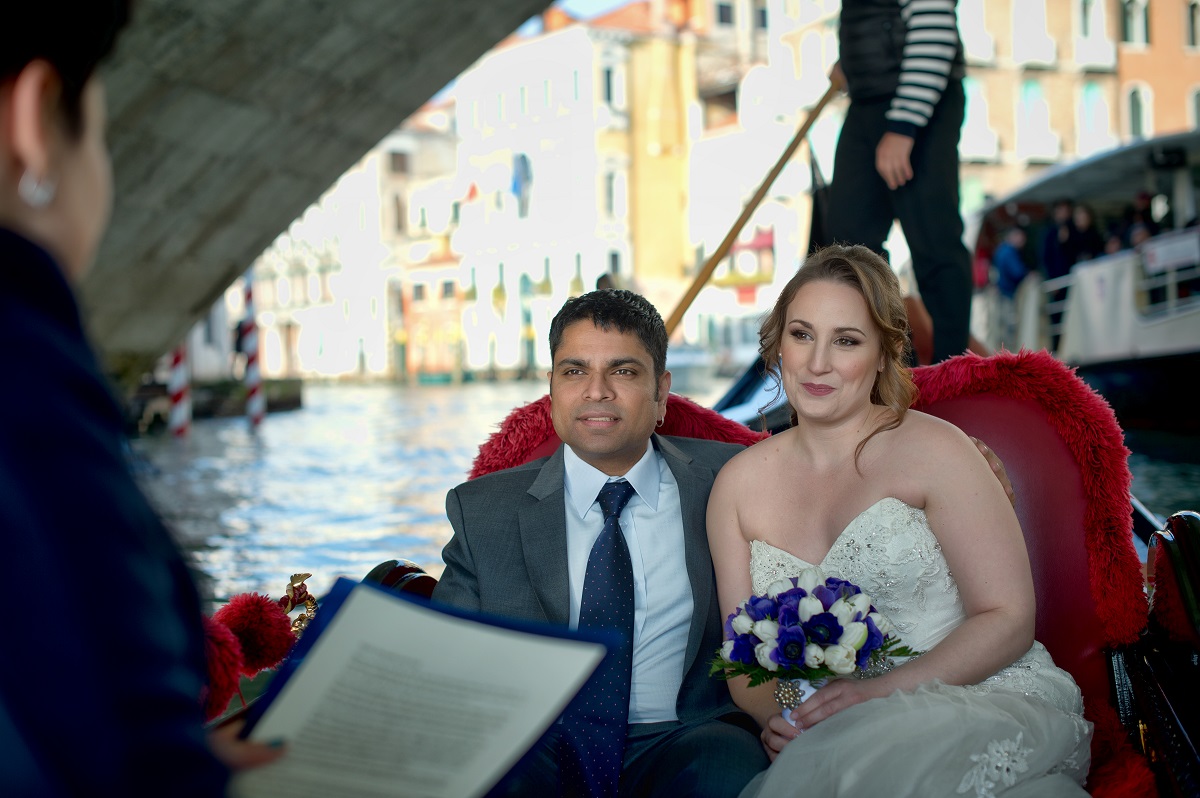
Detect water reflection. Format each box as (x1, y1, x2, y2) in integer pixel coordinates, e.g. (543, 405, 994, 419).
(136, 381, 549, 602)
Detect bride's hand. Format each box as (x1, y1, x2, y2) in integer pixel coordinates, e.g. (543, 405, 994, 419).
(786, 678, 885, 733)
(760, 713, 801, 761)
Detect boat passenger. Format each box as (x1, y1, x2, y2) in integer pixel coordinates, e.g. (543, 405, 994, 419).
(709, 244, 1092, 797)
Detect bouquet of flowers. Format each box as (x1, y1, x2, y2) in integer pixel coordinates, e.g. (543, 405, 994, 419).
(709, 566, 919, 712)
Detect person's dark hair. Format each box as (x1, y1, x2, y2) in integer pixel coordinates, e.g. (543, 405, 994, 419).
(759, 244, 917, 468)
(2, 1, 132, 138)
(548, 289, 668, 389)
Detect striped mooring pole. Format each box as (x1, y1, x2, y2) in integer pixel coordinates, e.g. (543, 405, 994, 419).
(167, 343, 190, 437)
(243, 280, 264, 429)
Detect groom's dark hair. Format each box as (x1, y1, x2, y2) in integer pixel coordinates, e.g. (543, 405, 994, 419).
(548, 289, 669, 383)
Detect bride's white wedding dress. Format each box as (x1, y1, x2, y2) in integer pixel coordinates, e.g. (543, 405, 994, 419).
(738, 498, 1093, 798)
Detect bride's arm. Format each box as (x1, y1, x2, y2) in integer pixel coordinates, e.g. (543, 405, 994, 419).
(789, 418, 1036, 730)
(707, 458, 796, 736)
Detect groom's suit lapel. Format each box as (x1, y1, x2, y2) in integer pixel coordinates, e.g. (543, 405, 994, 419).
(655, 434, 717, 682)
(519, 446, 571, 626)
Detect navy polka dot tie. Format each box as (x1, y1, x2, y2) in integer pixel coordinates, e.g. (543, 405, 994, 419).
(560, 480, 636, 797)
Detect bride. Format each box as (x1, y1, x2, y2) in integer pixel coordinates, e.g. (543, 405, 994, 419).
(707, 245, 1092, 797)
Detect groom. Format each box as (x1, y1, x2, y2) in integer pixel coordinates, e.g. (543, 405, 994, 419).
(432, 289, 768, 797)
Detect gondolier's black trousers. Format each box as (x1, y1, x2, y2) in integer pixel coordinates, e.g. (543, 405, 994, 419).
(828, 80, 973, 364)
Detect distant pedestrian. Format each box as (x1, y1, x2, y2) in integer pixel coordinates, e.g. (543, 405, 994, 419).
(1040, 199, 1077, 281)
(992, 227, 1029, 349)
(1072, 205, 1104, 263)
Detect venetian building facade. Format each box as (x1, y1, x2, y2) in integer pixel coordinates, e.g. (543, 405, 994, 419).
(449, 2, 704, 377)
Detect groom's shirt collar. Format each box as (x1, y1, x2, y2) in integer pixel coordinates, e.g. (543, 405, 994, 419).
(563, 440, 661, 519)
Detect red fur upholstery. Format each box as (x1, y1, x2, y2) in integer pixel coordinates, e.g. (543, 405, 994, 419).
(913, 350, 1153, 796)
(469, 393, 768, 479)
(468, 350, 1153, 794)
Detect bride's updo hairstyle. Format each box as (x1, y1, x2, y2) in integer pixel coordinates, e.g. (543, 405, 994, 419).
(759, 244, 918, 462)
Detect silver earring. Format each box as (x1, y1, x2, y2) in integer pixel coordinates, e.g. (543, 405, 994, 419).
(656, 418, 664, 427)
(18, 170, 56, 208)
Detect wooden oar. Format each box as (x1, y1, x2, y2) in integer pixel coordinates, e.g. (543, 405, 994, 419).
(663, 83, 838, 336)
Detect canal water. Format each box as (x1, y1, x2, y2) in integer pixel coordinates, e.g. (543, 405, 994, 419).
(132, 381, 1200, 605)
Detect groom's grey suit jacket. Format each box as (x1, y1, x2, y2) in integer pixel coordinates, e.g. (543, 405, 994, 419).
(433, 433, 745, 725)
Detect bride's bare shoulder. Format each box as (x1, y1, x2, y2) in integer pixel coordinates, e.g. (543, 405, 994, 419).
(718, 430, 792, 480)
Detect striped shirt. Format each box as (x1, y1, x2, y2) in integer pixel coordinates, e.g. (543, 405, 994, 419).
(885, 0, 961, 138)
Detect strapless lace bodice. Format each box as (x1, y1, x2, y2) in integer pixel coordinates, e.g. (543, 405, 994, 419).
(749, 498, 1083, 715)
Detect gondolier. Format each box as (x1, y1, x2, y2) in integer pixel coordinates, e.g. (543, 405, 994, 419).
(827, 0, 973, 365)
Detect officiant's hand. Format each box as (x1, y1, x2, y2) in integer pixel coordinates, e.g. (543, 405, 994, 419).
(208, 720, 286, 771)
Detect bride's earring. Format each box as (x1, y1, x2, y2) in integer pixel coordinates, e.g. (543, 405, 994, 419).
(18, 170, 56, 208)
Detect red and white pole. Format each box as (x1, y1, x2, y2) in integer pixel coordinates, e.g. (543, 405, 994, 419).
(167, 343, 190, 437)
(243, 280, 264, 429)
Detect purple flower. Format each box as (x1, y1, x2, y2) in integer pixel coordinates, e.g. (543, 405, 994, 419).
(855, 616, 886, 668)
(803, 611, 843, 647)
(811, 584, 838, 610)
(724, 608, 742, 638)
(776, 590, 806, 627)
(728, 634, 758, 664)
(825, 576, 862, 597)
(774, 625, 808, 668)
(745, 595, 777, 622)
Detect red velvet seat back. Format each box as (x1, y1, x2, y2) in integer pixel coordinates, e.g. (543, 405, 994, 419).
(916, 393, 1105, 703)
(912, 351, 1152, 796)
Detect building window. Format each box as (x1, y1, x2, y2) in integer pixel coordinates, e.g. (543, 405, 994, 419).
(1127, 85, 1150, 138)
(393, 196, 406, 233)
(958, 0, 995, 61)
(605, 172, 616, 216)
(1121, 0, 1148, 44)
(717, 2, 733, 25)
(520, 85, 528, 114)
(1075, 0, 1115, 67)
(1192, 89, 1200, 128)
(418, 207, 428, 229)
(389, 152, 409, 174)
(1078, 80, 1115, 156)
(1012, 0, 1056, 64)
(442, 281, 455, 299)
(609, 251, 621, 275)
(497, 93, 506, 121)
(412, 284, 426, 302)
(603, 67, 614, 105)
(1188, 1, 1200, 47)
(1016, 79, 1060, 161)
(960, 76, 998, 161)
(451, 201, 460, 224)
(755, 2, 768, 29)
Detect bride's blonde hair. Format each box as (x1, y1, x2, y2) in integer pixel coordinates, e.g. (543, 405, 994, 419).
(759, 244, 917, 468)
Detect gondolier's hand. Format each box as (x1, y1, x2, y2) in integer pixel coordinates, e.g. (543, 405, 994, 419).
(876, 132, 914, 190)
(971, 437, 1016, 507)
(208, 720, 286, 771)
(828, 61, 847, 94)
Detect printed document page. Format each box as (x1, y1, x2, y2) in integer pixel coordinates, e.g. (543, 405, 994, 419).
(230, 580, 605, 798)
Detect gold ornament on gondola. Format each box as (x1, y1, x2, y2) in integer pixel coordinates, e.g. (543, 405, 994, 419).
(278, 572, 318, 635)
